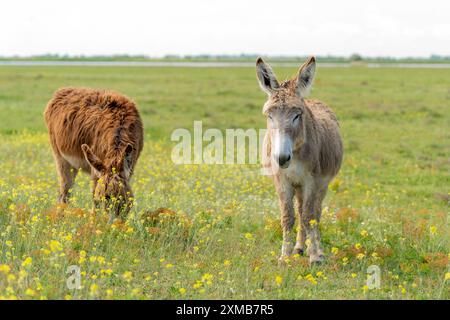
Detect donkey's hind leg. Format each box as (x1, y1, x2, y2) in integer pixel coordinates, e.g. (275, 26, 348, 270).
(301, 185, 327, 265)
(54, 154, 77, 204)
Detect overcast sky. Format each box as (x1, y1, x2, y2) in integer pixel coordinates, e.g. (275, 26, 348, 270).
(2, 0, 449, 57)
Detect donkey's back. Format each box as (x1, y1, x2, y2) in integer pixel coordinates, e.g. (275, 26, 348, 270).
(44, 87, 143, 172)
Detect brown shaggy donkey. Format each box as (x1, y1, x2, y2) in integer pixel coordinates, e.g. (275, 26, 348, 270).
(256, 57, 343, 265)
(44, 87, 144, 221)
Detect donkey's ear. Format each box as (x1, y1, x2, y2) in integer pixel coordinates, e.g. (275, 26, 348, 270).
(256, 57, 280, 95)
(122, 144, 134, 178)
(81, 144, 105, 176)
(296, 56, 316, 97)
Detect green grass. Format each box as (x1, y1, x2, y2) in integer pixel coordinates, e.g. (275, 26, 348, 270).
(0, 65, 448, 299)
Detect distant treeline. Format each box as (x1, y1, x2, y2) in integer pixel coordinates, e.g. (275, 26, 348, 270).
(1, 53, 450, 63)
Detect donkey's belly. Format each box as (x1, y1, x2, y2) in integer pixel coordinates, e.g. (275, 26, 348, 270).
(282, 159, 333, 193)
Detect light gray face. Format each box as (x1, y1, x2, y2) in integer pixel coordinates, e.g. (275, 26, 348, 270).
(267, 107, 302, 169)
(256, 56, 316, 169)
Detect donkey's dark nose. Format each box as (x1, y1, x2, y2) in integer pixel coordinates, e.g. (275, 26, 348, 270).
(277, 154, 291, 167)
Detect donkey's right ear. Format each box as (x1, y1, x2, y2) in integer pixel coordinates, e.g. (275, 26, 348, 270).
(256, 57, 280, 95)
(81, 144, 105, 176)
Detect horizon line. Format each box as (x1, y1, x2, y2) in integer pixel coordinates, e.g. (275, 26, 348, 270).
(1, 53, 450, 60)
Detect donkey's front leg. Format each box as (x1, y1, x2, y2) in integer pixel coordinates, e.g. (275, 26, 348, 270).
(293, 187, 306, 255)
(302, 188, 326, 265)
(275, 180, 295, 263)
(90, 178, 101, 214)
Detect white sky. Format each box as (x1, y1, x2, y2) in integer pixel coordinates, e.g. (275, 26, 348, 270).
(2, 0, 450, 57)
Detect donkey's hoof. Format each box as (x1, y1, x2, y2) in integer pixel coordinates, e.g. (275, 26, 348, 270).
(277, 256, 289, 267)
(309, 254, 325, 266)
(293, 248, 305, 256)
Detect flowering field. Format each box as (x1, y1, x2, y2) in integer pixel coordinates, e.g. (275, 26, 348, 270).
(0, 66, 448, 299)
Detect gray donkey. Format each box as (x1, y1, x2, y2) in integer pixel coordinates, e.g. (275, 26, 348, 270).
(256, 57, 343, 265)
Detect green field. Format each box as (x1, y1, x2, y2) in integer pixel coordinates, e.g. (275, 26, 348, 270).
(0, 65, 448, 299)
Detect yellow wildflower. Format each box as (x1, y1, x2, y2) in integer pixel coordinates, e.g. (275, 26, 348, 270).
(49, 240, 62, 252)
(101, 269, 113, 276)
(126, 227, 134, 234)
(131, 288, 140, 296)
(201, 273, 213, 285)
(430, 226, 437, 235)
(22, 257, 32, 268)
(79, 250, 87, 264)
(89, 284, 99, 296)
(7, 274, 16, 282)
(305, 274, 317, 285)
(0, 265, 11, 274)
(122, 271, 133, 282)
(400, 285, 406, 295)
(25, 288, 35, 296)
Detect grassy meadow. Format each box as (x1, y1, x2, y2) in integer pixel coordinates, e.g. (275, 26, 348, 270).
(0, 65, 448, 299)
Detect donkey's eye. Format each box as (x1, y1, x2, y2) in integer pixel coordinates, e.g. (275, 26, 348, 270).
(268, 115, 273, 121)
(293, 114, 301, 122)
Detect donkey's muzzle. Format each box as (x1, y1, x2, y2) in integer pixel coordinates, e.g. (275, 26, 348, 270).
(276, 154, 291, 168)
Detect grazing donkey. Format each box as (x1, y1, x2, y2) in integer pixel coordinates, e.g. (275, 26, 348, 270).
(44, 87, 144, 221)
(256, 57, 343, 265)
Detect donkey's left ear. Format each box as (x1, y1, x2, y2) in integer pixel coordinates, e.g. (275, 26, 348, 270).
(296, 56, 316, 97)
(122, 144, 134, 178)
(81, 144, 105, 177)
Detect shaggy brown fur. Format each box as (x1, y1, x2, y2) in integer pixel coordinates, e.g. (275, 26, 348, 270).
(257, 57, 343, 265)
(44, 87, 144, 219)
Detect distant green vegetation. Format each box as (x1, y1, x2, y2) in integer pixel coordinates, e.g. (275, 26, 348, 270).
(0, 65, 448, 299)
(1, 54, 450, 64)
